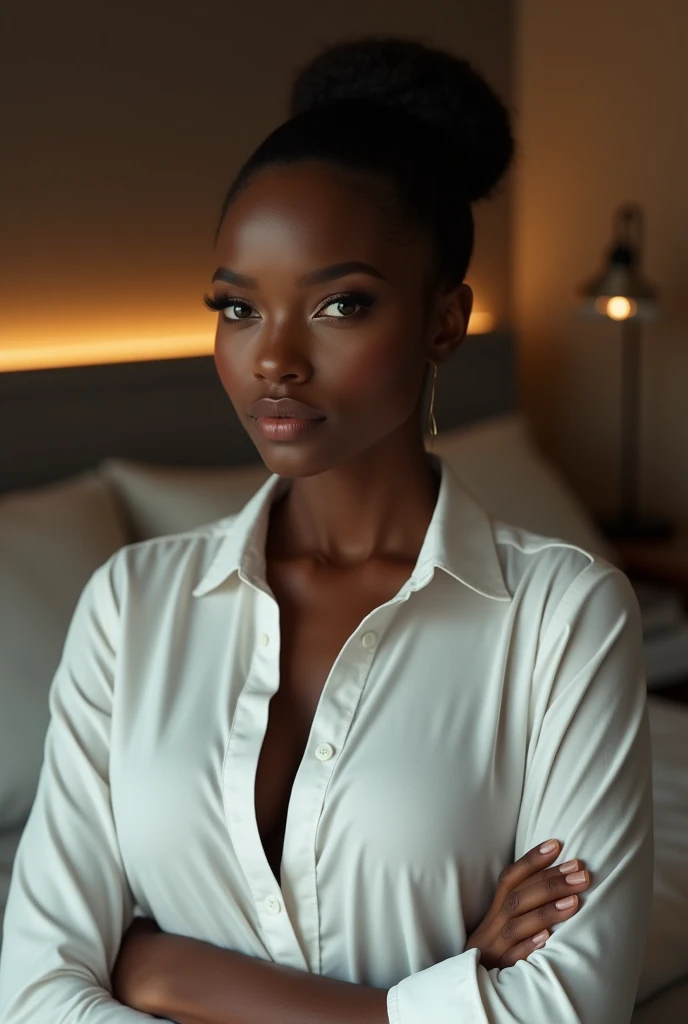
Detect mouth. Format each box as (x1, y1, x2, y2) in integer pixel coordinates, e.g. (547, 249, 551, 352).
(248, 396, 327, 442)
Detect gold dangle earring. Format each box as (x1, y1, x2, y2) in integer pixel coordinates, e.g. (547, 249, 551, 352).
(427, 362, 438, 450)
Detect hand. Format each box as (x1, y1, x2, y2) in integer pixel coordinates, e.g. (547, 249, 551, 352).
(465, 839, 591, 970)
(112, 916, 167, 1014)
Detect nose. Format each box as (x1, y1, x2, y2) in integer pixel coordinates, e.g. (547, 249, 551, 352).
(252, 323, 312, 385)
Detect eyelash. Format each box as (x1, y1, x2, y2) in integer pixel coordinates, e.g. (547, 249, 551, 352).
(202, 290, 376, 322)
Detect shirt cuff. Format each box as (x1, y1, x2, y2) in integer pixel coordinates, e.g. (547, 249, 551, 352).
(386, 948, 486, 1024)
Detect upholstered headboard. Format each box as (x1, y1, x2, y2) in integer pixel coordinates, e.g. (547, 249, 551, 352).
(0, 331, 517, 495)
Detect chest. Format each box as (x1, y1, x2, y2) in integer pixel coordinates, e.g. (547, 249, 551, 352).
(254, 560, 411, 881)
(114, 570, 527, 948)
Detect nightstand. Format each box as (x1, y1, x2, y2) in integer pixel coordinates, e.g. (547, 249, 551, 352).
(614, 530, 688, 707)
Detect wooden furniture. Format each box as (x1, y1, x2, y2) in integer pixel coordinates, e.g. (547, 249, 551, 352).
(616, 530, 688, 594)
(615, 530, 688, 706)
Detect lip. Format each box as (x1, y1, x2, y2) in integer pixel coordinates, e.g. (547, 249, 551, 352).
(249, 397, 326, 420)
(249, 396, 327, 443)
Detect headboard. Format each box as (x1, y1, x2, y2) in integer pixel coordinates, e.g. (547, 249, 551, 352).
(0, 331, 517, 495)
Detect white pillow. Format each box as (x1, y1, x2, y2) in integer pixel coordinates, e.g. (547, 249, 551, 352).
(635, 697, 688, 1004)
(100, 417, 616, 564)
(431, 414, 618, 563)
(0, 472, 128, 831)
(99, 457, 271, 541)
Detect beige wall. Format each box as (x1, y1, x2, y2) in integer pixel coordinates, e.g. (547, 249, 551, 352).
(0, 0, 512, 364)
(514, 0, 688, 525)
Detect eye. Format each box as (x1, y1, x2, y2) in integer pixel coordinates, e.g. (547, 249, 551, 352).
(203, 293, 257, 320)
(222, 300, 256, 321)
(202, 289, 376, 323)
(315, 291, 376, 319)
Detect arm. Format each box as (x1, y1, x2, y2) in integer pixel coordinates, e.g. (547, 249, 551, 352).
(113, 842, 592, 1024)
(0, 558, 168, 1023)
(388, 562, 653, 1024)
(116, 927, 389, 1024)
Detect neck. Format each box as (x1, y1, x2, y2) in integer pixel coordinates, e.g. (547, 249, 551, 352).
(267, 423, 441, 569)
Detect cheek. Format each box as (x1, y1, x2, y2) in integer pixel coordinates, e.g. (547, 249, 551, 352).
(213, 336, 245, 406)
(332, 331, 421, 413)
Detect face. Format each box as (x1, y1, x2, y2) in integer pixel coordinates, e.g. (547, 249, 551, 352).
(210, 161, 472, 478)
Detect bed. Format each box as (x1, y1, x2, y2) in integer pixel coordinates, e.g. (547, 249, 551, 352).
(1, 330, 687, 1019)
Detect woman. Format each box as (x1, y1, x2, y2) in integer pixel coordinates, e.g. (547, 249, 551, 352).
(0, 36, 652, 1024)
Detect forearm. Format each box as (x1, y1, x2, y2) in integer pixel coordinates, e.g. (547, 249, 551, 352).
(150, 933, 389, 1024)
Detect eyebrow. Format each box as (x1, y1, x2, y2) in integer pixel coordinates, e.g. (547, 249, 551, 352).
(211, 261, 387, 289)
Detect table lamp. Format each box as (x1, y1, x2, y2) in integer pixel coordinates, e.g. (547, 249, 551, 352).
(578, 203, 674, 541)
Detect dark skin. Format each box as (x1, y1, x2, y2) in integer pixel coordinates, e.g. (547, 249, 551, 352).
(111, 161, 590, 1022)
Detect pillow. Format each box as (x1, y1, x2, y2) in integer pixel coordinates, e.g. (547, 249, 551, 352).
(635, 697, 688, 1004)
(431, 414, 618, 563)
(0, 472, 128, 832)
(99, 457, 271, 541)
(100, 416, 616, 562)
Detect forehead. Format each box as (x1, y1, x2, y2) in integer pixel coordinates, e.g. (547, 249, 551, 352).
(215, 161, 430, 279)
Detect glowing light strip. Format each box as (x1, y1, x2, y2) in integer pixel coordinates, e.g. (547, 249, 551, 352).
(0, 312, 495, 373)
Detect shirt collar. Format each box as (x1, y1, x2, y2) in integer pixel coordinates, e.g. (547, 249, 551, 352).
(192, 455, 512, 602)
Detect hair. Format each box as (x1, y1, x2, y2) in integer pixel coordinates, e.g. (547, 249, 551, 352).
(216, 36, 514, 297)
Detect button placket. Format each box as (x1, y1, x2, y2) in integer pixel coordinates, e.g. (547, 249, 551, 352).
(279, 645, 370, 974)
(266, 608, 392, 970)
(221, 598, 309, 972)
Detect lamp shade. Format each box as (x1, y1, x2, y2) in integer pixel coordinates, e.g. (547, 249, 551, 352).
(578, 204, 659, 322)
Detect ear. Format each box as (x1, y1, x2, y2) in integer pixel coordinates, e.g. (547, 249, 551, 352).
(426, 283, 473, 366)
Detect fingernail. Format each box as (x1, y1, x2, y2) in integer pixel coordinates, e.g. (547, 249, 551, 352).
(565, 870, 587, 885)
(539, 840, 558, 854)
(532, 941, 547, 950)
(558, 860, 578, 873)
(555, 895, 577, 910)
(531, 930, 549, 944)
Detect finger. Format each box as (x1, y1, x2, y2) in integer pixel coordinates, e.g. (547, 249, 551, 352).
(511, 858, 585, 894)
(497, 891, 582, 954)
(493, 840, 562, 903)
(498, 929, 550, 969)
(500, 868, 591, 923)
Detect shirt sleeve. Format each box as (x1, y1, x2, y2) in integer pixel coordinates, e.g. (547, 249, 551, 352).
(0, 556, 169, 1022)
(386, 561, 654, 1024)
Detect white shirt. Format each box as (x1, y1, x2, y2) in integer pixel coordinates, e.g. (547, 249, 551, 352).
(0, 454, 653, 1023)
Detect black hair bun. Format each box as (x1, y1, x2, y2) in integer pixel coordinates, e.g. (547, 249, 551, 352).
(290, 36, 514, 203)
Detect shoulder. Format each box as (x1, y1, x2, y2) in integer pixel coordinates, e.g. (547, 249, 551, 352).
(91, 513, 242, 607)
(490, 523, 644, 725)
(492, 519, 637, 634)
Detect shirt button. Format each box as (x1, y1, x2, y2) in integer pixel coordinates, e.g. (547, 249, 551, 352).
(259, 633, 270, 648)
(361, 631, 377, 649)
(265, 895, 282, 914)
(315, 742, 334, 761)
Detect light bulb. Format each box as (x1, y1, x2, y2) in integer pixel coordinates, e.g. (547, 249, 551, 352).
(605, 296, 637, 321)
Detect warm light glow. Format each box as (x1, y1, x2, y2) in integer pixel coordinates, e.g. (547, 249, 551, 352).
(0, 333, 216, 373)
(467, 311, 495, 334)
(0, 312, 496, 373)
(595, 295, 637, 321)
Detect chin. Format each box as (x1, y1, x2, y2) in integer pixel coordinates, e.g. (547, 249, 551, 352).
(251, 431, 366, 480)
(252, 443, 335, 480)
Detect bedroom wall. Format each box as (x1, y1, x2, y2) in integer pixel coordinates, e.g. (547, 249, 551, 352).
(0, 0, 513, 371)
(514, 0, 688, 525)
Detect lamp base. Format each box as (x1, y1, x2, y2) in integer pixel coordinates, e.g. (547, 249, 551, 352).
(598, 515, 677, 542)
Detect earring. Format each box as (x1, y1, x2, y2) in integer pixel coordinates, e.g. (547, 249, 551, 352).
(428, 362, 438, 449)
